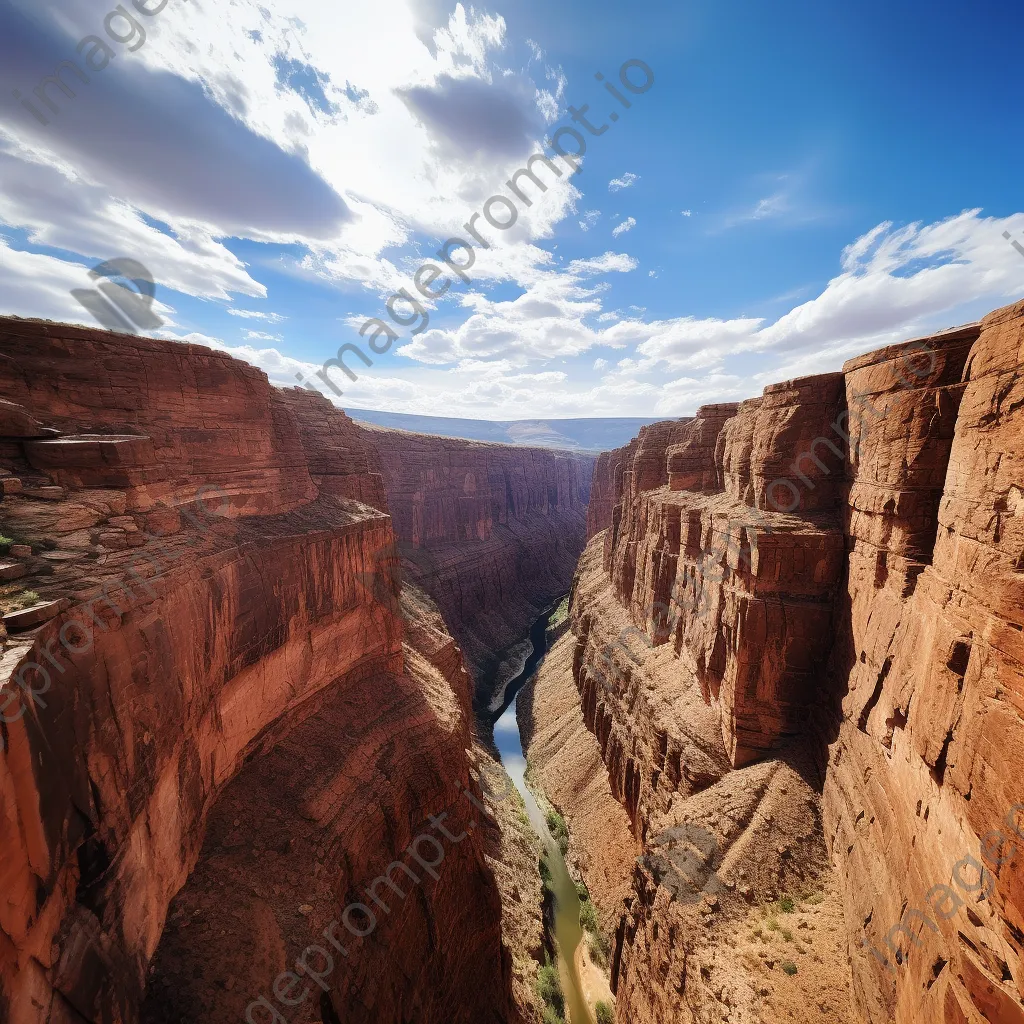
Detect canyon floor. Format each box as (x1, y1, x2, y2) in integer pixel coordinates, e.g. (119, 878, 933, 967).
(1, 303, 1024, 1024)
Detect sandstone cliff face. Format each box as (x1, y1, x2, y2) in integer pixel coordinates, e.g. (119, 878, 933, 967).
(0, 318, 526, 1024)
(823, 312, 1024, 1024)
(364, 426, 593, 688)
(525, 306, 1024, 1024)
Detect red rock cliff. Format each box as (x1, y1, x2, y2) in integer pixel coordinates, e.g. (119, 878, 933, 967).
(364, 426, 593, 685)
(0, 318, 526, 1024)
(525, 307, 1024, 1024)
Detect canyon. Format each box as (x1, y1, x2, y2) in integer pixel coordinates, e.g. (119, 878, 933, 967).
(0, 317, 587, 1024)
(0, 299, 1022, 1024)
(524, 303, 1024, 1024)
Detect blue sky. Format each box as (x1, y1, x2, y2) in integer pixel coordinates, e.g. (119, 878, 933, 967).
(1, 0, 1023, 417)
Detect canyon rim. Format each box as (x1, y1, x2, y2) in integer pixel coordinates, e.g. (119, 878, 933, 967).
(0, 301, 1020, 1024)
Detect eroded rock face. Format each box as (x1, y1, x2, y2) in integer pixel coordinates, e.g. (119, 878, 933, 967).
(525, 308, 1024, 1024)
(365, 426, 593, 684)
(0, 318, 529, 1024)
(822, 315, 1024, 1024)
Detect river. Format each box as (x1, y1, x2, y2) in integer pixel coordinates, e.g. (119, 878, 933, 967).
(490, 605, 592, 1024)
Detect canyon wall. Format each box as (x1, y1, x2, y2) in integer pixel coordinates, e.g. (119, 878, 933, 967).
(524, 307, 1024, 1024)
(0, 318, 535, 1024)
(364, 426, 593, 687)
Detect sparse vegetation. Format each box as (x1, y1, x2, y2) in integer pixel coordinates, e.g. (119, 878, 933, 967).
(588, 930, 611, 969)
(595, 1000, 614, 1024)
(781, 928, 793, 942)
(579, 897, 599, 933)
(766, 917, 779, 932)
(0, 586, 41, 614)
(576, 881, 611, 969)
(537, 958, 565, 1021)
(545, 809, 570, 856)
(539, 856, 554, 892)
(803, 891, 825, 905)
(549, 596, 570, 628)
(781, 960, 798, 976)
(778, 895, 795, 913)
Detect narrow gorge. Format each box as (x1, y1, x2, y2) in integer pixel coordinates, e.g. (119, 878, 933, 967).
(1, 300, 1023, 1024)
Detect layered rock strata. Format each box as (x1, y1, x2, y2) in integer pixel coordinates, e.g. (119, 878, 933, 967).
(526, 308, 1024, 1024)
(822, 315, 1024, 1024)
(365, 426, 593, 688)
(0, 318, 537, 1024)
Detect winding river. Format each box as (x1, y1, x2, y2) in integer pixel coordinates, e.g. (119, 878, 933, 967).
(490, 605, 592, 1024)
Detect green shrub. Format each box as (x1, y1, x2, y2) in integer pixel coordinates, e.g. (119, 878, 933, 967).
(541, 1007, 564, 1024)
(4, 589, 41, 611)
(781, 928, 793, 942)
(588, 930, 611, 969)
(781, 960, 798, 976)
(549, 596, 570, 627)
(545, 809, 570, 856)
(537, 961, 564, 1016)
(595, 1000, 614, 1024)
(778, 895, 795, 913)
(579, 898, 599, 933)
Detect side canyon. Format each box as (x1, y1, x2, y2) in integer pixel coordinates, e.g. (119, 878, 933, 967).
(1, 301, 1023, 1024)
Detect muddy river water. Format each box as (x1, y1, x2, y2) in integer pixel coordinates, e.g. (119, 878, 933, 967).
(490, 606, 592, 1024)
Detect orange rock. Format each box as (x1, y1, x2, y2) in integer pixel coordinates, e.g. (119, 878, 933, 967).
(526, 308, 1024, 1024)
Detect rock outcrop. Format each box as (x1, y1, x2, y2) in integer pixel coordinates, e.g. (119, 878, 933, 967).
(365, 426, 592, 690)
(525, 308, 1024, 1024)
(0, 318, 535, 1024)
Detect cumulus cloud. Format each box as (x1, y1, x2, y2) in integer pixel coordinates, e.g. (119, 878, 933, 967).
(609, 172, 639, 192)
(612, 216, 636, 237)
(397, 72, 545, 163)
(0, 0, 575, 313)
(578, 209, 601, 232)
(1, 4, 351, 243)
(398, 249, 638, 364)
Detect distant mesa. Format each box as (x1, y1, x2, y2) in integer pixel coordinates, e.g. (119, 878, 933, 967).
(347, 409, 662, 452)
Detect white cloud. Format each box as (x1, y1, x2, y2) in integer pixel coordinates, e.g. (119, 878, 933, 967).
(0, 0, 579, 312)
(397, 248, 637, 364)
(612, 216, 636, 237)
(228, 309, 287, 322)
(608, 172, 639, 192)
(245, 330, 284, 341)
(137, 209, 1024, 420)
(681, 209, 692, 217)
(578, 209, 601, 232)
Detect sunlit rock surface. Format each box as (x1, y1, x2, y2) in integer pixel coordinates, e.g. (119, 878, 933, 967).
(526, 309, 1024, 1024)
